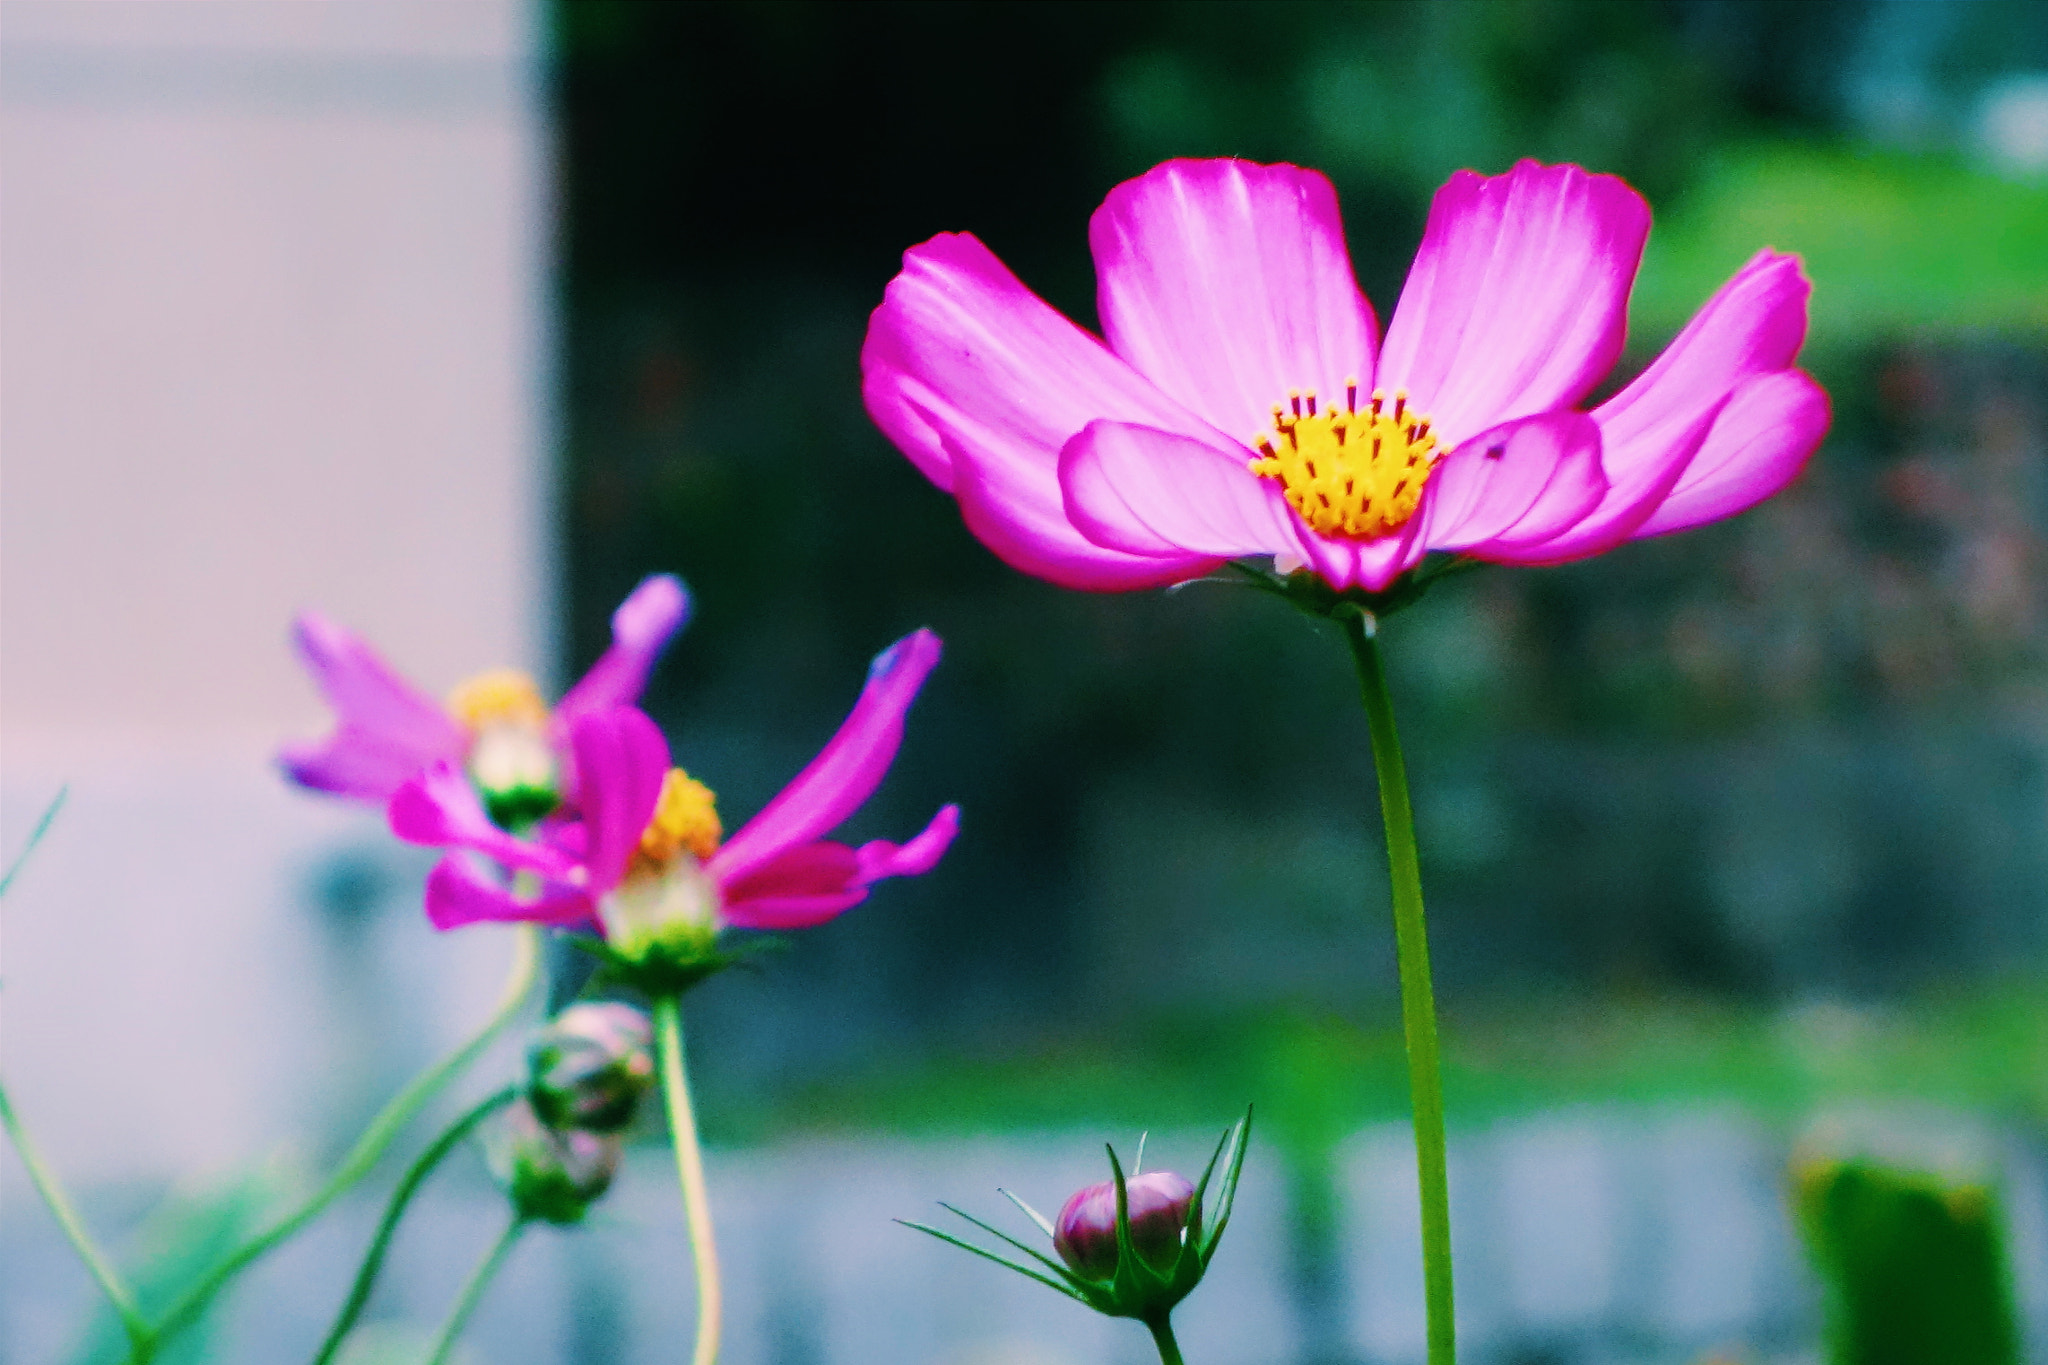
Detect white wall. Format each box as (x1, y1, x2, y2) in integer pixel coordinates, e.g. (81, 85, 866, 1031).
(0, 0, 550, 1187)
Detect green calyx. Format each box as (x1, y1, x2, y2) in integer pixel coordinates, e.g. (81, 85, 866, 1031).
(1217, 554, 1483, 624)
(482, 781, 560, 832)
(901, 1107, 1252, 1324)
(567, 927, 784, 999)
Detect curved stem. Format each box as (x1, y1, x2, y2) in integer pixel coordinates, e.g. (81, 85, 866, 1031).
(1344, 612, 1455, 1365)
(0, 1080, 148, 1347)
(142, 925, 542, 1358)
(1144, 1313, 1186, 1365)
(423, 1215, 526, 1365)
(311, 1084, 519, 1365)
(654, 993, 722, 1365)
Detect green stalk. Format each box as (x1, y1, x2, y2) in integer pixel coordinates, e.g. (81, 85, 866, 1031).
(311, 1085, 519, 1365)
(654, 993, 722, 1365)
(138, 924, 542, 1360)
(1343, 610, 1455, 1365)
(0, 1080, 149, 1348)
(423, 1215, 526, 1365)
(1145, 1313, 1186, 1365)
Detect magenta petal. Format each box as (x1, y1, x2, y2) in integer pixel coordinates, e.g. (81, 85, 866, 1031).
(1091, 159, 1379, 442)
(854, 803, 960, 883)
(1059, 419, 1308, 560)
(720, 888, 869, 932)
(423, 854, 593, 931)
(862, 231, 1222, 493)
(720, 841, 865, 930)
(946, 426, 1216, 590)
(1378, 161, 1650, 445)
(1419, 411, 1608, 558)
(282, 612, 465, 801)
(556, 575, 690, 724)
(388, 760, 578, 878)
(569, 708, 672, 895)
(1632, 370, 1830, 538)
(708, 630, 942, 888)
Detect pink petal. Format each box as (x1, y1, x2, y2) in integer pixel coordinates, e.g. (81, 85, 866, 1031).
(1417, 411, 1608, 558)
(1377, 161, 1650, 446)
(948, 427, 1214, 590)
(708, 630, 942, 888)
(556, 575, 690, 723)
(1090, 159, 1379, 443)
(721, 841, 866, 930)
(423, 854, 593, 932)
(569, 708, 672, 894)
(854, 803, 960, 882)
(862, 235, 1228, 590)
(281, 612, 465, 801)
(1507, 250, 1816, 560)
(1631, 370, 1830, 538)
(388, 760, 578, 879)
(1299, 516, 1433, 593)
(1058, 419, 1308, 560)
(720, 888, 869, 932)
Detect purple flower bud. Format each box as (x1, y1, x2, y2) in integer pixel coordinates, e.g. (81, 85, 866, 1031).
(527, 1002, 656, 1134)
(1053, 1170, 1197, 1281)
(490, 1097, 622, 1224)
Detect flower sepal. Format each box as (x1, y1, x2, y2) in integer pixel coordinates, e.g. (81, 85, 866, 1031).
(900, 1107, 1251, 1324)
(1222, 555, 1478, 625)
(488, 1097, 623, 1226)
(564, 927, 788, 999)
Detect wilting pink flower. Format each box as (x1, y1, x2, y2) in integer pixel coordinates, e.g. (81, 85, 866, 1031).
(280, 574, 689, 808)
(863, 158, 1829, 592)
(387, 629, 959, 950)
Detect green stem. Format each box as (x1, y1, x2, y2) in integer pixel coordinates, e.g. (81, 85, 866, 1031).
(1344, 610, 1455, 1365)
(311, 1085, 519, 1365)
(654, 993, 721, 1365)
(0, 1080, 149, 1347)
(1144, 1313, 1186, 1365)
(139, 924, 542, 1360)
(423, 1215, 526, 1365)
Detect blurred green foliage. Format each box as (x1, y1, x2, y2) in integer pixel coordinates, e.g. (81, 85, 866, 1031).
(1795, 1157, 2022, 1365)
(64, 1167, 287, 1365)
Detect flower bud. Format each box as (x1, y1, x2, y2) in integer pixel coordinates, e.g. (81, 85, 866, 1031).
(489, 1097, 622, 1225)
(527, 1002, 656, 1134)
(1053, 1170, 1197, 1281)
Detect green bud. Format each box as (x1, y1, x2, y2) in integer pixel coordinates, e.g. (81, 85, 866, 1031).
(528, 1002, 656, 1133)
(489, 1097, 621, 1225)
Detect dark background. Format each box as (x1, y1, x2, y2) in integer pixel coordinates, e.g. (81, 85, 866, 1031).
(550, 0, 2048, 1126)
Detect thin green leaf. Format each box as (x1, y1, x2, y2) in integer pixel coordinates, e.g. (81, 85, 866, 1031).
(1133, 1131, 1148, 1176)
(938, 1203, 1086, 1288)
(897, 1221, 1093, 1305)
(0, 787, 66, 901)
(1200, 1106, 1254, 1261)
(998, 1187, 1055, 1239)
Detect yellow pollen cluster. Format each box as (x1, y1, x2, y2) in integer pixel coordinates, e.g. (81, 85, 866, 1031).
(632, 768, 722, 875)
(1247, 381, 1444, 540)
(446, 669, 550, 730)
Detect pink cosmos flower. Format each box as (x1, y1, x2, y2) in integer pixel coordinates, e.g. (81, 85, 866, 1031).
(385, 629, 959, 951)
(862, 158, 1829, 593)
(280, 574, 689, 808)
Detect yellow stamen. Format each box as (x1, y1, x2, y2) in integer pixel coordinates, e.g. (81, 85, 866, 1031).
(446, 668, 549, 730)
(1247, 380, 1444, 539)
(633, 768, 722, 874)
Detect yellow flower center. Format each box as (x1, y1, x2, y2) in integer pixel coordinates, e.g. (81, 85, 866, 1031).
(632, 768, 722, 875)
(446, 669, 550, 730)
(1247, 381, 1445, 540)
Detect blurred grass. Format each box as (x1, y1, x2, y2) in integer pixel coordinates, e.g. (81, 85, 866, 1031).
(1635, 141, 2048, 341)
(724, 978, 2048, 1161)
